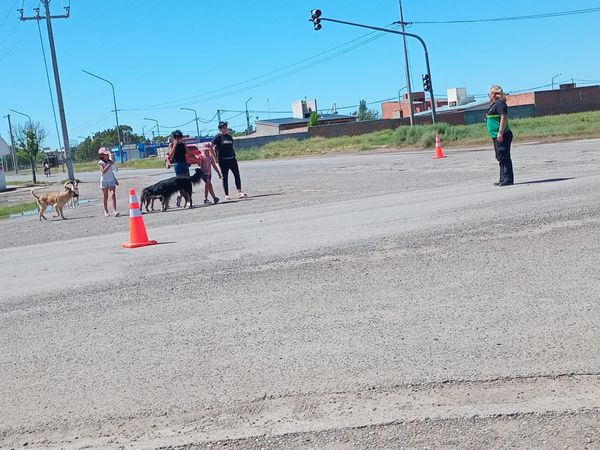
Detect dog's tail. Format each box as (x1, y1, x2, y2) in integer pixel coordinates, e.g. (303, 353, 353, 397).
(30, 189, 41, 200)
(190, 168, 205, 185)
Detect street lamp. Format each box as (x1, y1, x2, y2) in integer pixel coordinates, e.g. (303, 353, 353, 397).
(397, 86, 407, 118)
(2, 114, 18, 174)
(143, 118, 160, 141)
(9, 108, 32, 123)
(309, 9, 437, 124)
(245, 97, 253, 135)
(82, 69, 123, 163)
(551, 73, 562, 90)
(180, 107, 200, 139)
(142, 125, 147, 139)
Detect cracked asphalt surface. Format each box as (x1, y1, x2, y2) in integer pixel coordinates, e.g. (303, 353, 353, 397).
(1, 140, 600, 448)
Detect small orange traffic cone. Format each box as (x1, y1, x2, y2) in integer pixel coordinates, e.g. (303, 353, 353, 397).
(122, 189, 158, 248)
(433, 133, 447, 159)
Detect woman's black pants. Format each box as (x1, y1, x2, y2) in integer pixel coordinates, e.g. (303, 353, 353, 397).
(493, 130, 514, 184)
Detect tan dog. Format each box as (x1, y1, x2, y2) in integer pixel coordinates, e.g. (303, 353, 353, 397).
(31, 186, 79, 221)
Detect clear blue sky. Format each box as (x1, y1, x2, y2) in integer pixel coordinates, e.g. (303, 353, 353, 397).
(1, 0, 599, 148)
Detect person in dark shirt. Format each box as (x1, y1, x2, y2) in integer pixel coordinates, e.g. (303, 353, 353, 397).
(211, 121, 246, 200)
(486, 85, 514, 186)
(167, 129, 201, 206)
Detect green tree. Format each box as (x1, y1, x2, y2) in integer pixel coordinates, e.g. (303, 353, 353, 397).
(308, 111, 319, 127)
(356, 99, 379, 121)
(73, 125, 144, 162)
(15, 121, 47, 184)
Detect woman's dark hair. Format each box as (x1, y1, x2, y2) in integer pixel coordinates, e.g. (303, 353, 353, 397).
(172, 130, 184, 139)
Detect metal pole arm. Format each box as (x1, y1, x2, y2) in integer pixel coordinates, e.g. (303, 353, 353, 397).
(317, 16, 436, 123)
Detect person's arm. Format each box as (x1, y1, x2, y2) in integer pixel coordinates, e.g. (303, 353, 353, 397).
(99, 160, 113, 173)
(211, 158, 222, 178)
(497, 115, 507, 142)
(167, 142, 175, 159)
(497, 100, 508, 142)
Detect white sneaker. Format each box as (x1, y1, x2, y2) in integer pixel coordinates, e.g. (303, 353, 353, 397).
(104, 210, 110, 218)
(238, 192, 247, 199)
(113, 211, 121, 217)
(225, 195, 231, 201)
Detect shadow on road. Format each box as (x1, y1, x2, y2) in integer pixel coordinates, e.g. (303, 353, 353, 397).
(515, 177, 574, 185)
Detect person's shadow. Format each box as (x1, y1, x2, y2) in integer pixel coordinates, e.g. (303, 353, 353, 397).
(514, 177, 573, 185)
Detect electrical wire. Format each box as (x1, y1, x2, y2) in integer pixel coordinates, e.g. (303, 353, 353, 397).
(122, 26, 398, 112)
(408, 7, 600, 25)
(0, 0, 19, 29)
(37, 18, 62, 149)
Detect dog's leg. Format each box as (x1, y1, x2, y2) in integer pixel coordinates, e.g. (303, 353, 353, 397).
(39, 203, 47, 221)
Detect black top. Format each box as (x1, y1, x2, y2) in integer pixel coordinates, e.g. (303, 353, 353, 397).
(173, 142, 187, 164)
(487, 99, 508, 117)
(212, 133, 236, 161)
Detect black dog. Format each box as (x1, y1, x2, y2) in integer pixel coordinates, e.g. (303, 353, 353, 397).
(141, 169, 205, 212)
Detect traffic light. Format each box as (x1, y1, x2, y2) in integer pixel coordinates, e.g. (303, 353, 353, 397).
(422, 73, 431, 92)
(311, 9, 322, 30)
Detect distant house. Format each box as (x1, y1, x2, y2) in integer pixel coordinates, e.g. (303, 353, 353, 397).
(254, 114, 356, 137)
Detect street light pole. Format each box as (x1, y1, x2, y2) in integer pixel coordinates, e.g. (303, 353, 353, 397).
(143, 118, 160, 141)
(3, 114, 18, 173)
(398, 0, 414, 126)
(551, 73, 562, 90)
(310, 11, 437, 124)
(245, 97, 253, 135)
(9, 109, 32, 123)
(82, 69, 123, 163)
(397, 86, 406, 118)
(181, 107, 200, 139)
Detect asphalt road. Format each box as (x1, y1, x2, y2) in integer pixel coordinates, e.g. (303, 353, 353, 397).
(1, 140, 600, 449)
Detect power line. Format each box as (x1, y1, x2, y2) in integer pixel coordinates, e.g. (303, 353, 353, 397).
(409, 7, 600, 25)
(121, 26, 397, 112)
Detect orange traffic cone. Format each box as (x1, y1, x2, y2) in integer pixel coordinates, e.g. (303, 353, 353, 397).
(122, 189, 158, 248)
(433, 133, 447, 159)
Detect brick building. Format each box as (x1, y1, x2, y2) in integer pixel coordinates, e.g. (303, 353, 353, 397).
(381, 91, 448, 119)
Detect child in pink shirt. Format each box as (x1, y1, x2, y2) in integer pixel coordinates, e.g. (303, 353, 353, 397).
(200, 142, 222, 204)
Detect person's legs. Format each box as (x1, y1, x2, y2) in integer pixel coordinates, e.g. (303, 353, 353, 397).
(503, 131, 514, 183)
(220, 160, 231, 197)
(230, 159, 246, 197)
(493, 135, 514, 186)
(174, 164, 190, 206)
(109, 187, 118, 214)
(101, 187, 109, 216)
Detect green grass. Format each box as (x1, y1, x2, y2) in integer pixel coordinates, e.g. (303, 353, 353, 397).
(0, 202, 37, 219)
(67, 111, 600, 169)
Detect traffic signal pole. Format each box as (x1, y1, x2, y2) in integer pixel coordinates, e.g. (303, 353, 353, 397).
(310, 12, 436, 124)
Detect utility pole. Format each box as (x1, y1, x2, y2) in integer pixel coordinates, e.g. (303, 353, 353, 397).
(3, 114, 18, 173)
(398, 0, 414, 126)
(20, 1, 74, 180)
(217, 109, 222, 123)
(245, 97, 253, 135)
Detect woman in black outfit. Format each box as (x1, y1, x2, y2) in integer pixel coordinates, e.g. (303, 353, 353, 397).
(211, 121, 246, 200)
(486, 85, 514, 186)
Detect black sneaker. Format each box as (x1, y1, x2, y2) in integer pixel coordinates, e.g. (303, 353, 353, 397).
(213, 197, 220, 205)
(176, 196, 181, 207)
